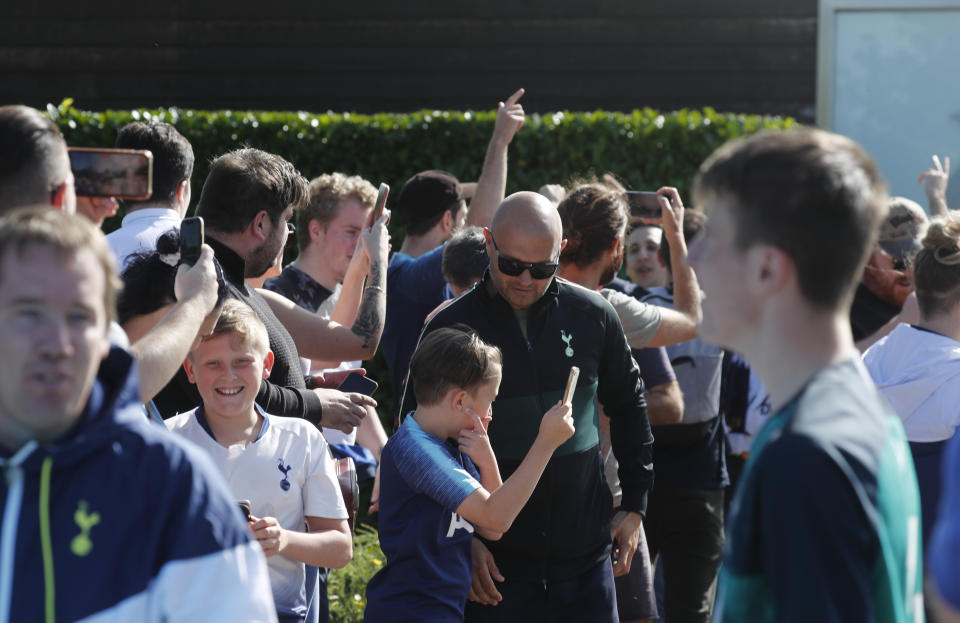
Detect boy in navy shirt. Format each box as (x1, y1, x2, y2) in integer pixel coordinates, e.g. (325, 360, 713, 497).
(365, 326, 574, 622)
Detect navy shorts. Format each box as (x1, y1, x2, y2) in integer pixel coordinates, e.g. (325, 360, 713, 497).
(464, 558, 618, 623)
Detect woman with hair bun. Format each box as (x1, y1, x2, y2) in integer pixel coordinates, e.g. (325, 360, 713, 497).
(863, 215, 960, 546)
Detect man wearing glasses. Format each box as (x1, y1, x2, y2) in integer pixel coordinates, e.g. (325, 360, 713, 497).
(401, 191, 654, 623)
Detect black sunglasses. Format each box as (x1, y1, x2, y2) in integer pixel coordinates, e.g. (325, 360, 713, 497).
(489, 232, 559, 279)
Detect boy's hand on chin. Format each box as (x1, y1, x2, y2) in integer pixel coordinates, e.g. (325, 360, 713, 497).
(458, 408, 496, 471)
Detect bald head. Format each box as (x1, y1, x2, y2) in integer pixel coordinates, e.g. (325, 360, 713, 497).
(485, 192, 565, 310)
(491, 191, 563, 244)
(0, 105, 73, 215)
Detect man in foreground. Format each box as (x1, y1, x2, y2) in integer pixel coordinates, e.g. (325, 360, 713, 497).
(688, 129, 923, 622)
(0, 208, 274, 621)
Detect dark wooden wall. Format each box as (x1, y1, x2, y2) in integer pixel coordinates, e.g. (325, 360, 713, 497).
(1, 1, 817, 121)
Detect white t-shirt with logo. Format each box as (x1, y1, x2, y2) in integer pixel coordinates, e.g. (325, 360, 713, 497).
(166, 406, 348, 618)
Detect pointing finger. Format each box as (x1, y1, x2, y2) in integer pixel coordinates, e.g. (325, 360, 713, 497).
(466, 407, 487, 433)
(505, 88, 525, 107)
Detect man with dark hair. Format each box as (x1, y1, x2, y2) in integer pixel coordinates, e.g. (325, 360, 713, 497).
(106, 121, 195, 268)
(382, 90, 525, 412)
(442, 226, 489, 297)
(555, 182, 703, 623)
(153, 148, 390, 436)
(689, 129, 923, 622)
(404, 191, 653, 623)
(0, 104, 75, 214)
(0, 208, 274, 621)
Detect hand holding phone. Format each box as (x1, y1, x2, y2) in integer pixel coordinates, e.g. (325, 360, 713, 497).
(337, 371, 378, 396)
(625, 191, 667, 221)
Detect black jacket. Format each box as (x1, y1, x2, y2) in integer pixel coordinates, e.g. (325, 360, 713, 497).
(401, 272, 653, 582)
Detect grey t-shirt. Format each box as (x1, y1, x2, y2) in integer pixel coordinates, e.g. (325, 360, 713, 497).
(599, 287, 662, 349)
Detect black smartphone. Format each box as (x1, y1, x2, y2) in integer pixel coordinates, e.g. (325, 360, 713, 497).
(238, 500, 253, 522)
(368, 183, 389, 228)
(180, 216, 204, 266)
(625, 191, 665, 220)
(337, 372, 378, 396)
(68, 147, 153, 200)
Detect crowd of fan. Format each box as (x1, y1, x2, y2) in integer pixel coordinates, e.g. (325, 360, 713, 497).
(0, 91, 957, 623)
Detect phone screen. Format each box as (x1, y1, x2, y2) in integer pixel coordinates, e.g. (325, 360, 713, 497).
(369, 183, 389, 227)
(68, 148, 153, 200)
(337, 372, 378, 396)
(238, 501, 253, 522)
(625, 191, 664, 220)
(180, 216, 204, 266)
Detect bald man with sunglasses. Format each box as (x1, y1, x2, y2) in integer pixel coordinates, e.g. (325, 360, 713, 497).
(400, 192, 653, 623)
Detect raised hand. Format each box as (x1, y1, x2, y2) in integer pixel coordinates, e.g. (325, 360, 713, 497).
(493, 88, 525, 145)
(361, 209, 391, 265)
(174, 244, 219, 314)
(538, 400, 574, 448)
(653, 186, 685, 244)
(919, 154, 950, 199)
(919, 154, 950, 216)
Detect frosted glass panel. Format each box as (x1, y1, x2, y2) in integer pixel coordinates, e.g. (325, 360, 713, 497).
(833, 9, 960, 211)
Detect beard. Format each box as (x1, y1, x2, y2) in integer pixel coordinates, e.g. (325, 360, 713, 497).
(246, 239, 283, 279)
(599, 245, 625, 287)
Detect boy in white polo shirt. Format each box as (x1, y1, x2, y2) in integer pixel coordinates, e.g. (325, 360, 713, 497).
(167, 299, 352, 623)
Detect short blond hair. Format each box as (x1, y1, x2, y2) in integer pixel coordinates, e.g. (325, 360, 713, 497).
(201, 299, 270, 357)
(296, 172, 377, 249)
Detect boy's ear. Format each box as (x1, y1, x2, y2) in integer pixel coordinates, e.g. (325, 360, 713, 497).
(183, 356, 197, 384)
(449, 388, 469, 412)
(262, 351, 275, 379)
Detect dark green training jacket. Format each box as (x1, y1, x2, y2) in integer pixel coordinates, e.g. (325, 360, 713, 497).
(401, 272, 654, 582)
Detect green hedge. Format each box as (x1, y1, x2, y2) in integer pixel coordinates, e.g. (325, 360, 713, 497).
(50, 99, 796, 422)
(51, 98, 796, 226)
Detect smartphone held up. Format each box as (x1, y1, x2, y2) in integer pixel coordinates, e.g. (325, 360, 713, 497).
(179, 216, 204, 267)
(68, 147, 153, 200)
(625, 191, 667, 221)
(368, 183, 389, 229)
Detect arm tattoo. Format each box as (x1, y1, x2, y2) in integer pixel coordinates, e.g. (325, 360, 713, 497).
(351, 260, 386, 349)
